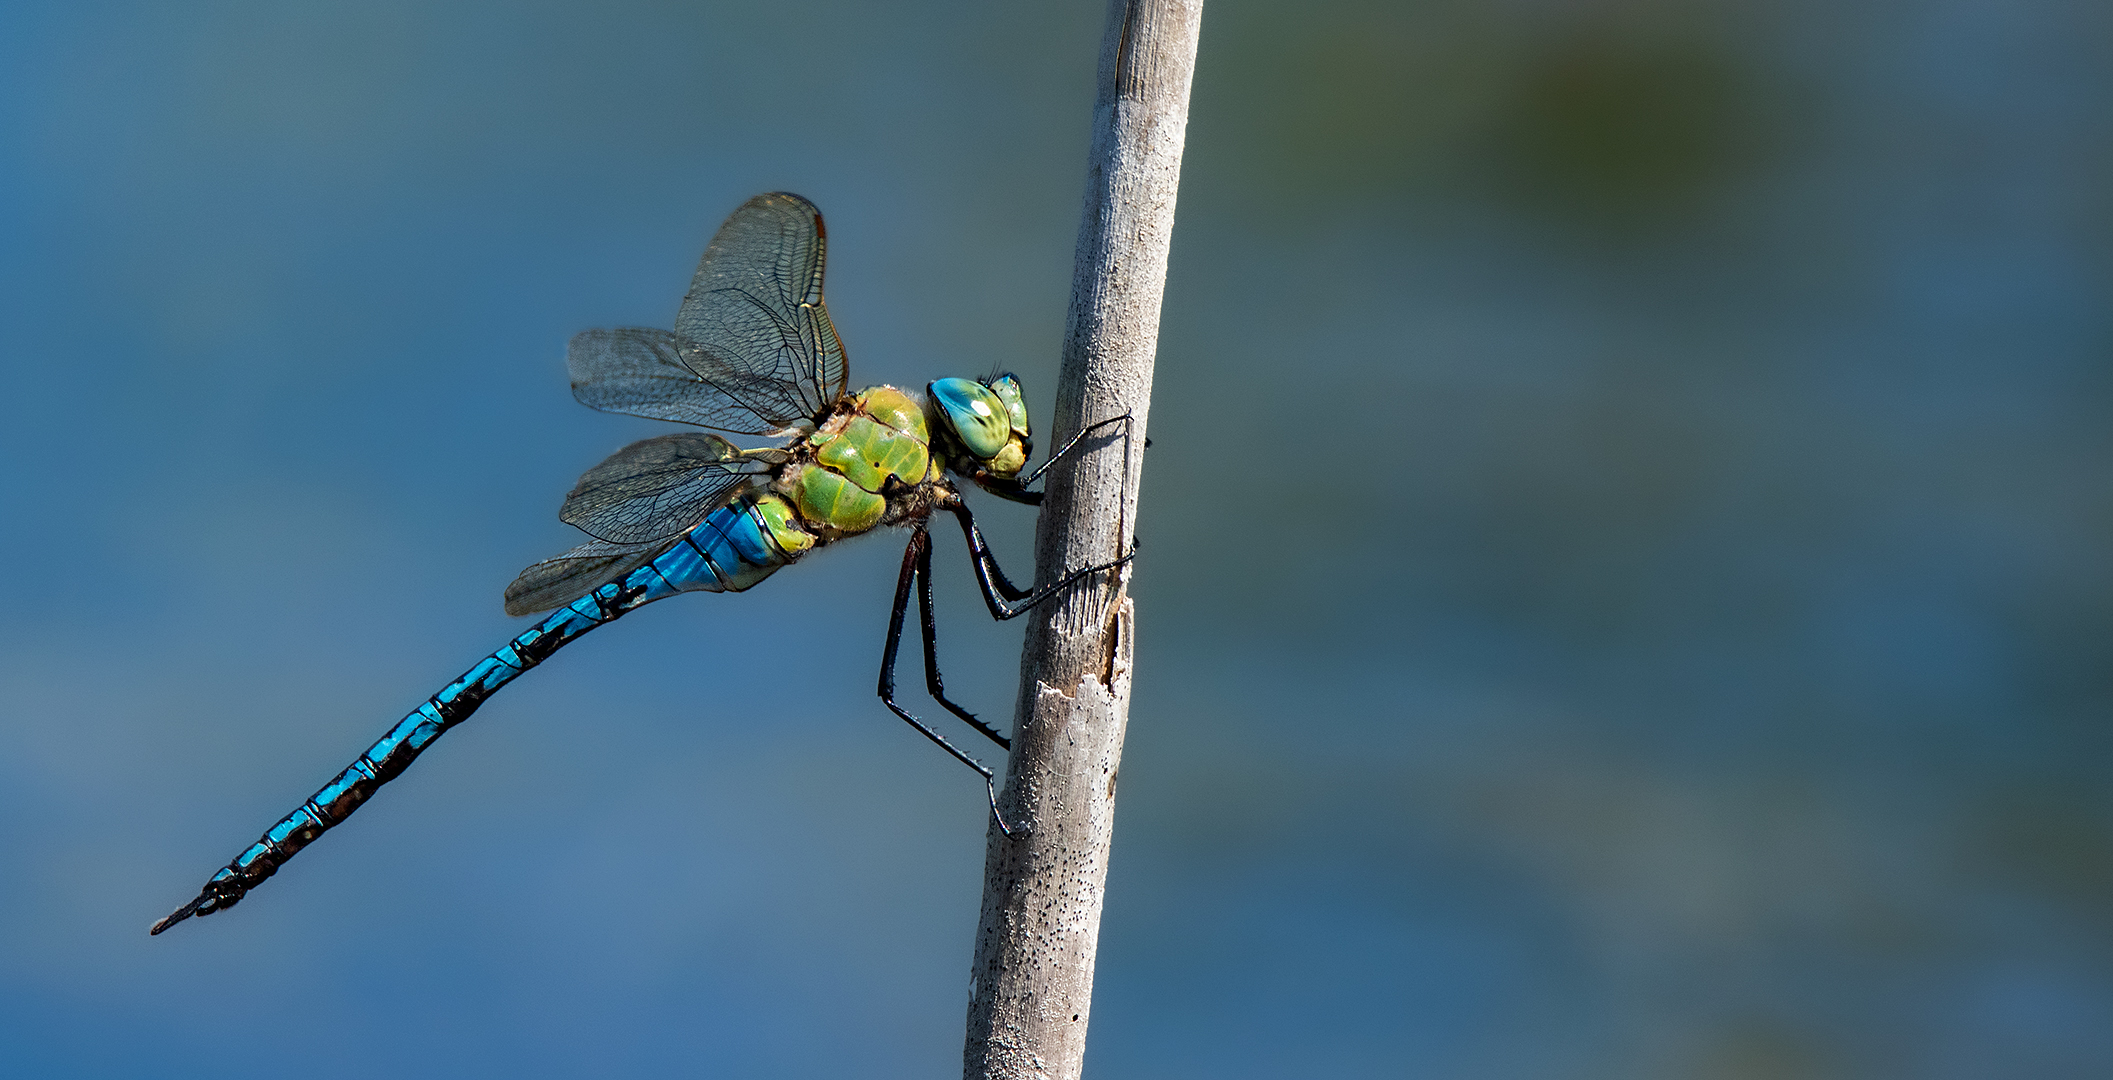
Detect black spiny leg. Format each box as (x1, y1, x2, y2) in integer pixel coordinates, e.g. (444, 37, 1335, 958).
(1019, 413, 1134, 488)
(945, 498, 1137, 622)
(969, 414, 1135, 505)
(878, 527, 1020, 836)
(915, 533, 1010, 750)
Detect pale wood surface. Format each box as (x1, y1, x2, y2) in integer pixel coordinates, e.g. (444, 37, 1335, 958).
(962, 1, 1203, 1077)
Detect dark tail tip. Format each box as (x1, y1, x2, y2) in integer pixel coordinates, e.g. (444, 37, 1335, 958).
(149, 894, 207, 936)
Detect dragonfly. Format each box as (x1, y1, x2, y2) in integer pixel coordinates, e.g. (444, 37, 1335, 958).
(152, 191, 1131, 936)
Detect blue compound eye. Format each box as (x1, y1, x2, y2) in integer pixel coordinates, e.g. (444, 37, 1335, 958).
(929, 377, 1011, 460)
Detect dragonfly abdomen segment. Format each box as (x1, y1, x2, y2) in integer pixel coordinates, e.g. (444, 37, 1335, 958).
(154, 575, 665, 930)
(649, 493, 812, 594)
(151, 497, 815, 934)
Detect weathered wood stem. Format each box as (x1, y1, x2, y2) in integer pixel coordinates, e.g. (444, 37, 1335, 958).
(962, 1, 1202, 1077)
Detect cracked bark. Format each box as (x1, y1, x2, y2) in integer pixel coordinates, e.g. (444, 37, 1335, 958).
(962, 2, 1202, 1078)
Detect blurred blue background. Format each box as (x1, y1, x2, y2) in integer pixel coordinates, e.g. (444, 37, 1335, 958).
(3, 0, 2109, 1076)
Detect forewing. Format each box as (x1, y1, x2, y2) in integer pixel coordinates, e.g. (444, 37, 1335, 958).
(569, 327, 804, 435)
(672, 192, 848, 425)
(558, 432, 764, 544)
(503, 538, 666, 617)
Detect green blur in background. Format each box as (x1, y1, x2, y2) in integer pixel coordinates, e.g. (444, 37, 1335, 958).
(1, 0, 2108, 1077)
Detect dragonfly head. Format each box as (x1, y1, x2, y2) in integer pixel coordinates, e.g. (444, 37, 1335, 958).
(929, 374, 1038, 504)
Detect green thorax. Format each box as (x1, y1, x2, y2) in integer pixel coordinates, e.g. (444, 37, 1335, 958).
(784, 386, 939, 536)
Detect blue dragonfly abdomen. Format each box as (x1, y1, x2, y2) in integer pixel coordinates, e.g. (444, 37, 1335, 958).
(150, 495, 809, 934)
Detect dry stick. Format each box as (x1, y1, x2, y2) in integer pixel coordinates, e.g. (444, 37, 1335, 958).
(962, 1, 1203, 1077)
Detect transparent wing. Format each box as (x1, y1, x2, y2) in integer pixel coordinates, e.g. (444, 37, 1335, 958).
(503, 538, 667, 617)
(569, 327, 810, 435)
(671, 192, 848, 425)
(558, 432, 767, 545)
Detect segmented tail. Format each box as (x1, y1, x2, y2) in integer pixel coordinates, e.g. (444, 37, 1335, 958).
(150, 573, 668, 934)
(152, 496, 807, 935)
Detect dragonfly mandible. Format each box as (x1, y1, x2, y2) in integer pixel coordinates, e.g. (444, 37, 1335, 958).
(152, 192, 1131, 936)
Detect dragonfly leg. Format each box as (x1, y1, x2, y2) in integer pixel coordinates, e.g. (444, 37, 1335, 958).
(1018, 412, 1133, 488)
(878, 527, 1025, 837)
(945, 499, 1137, 622)
(968, 413, 1136, 504)
(915, 533, 1010, 750)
